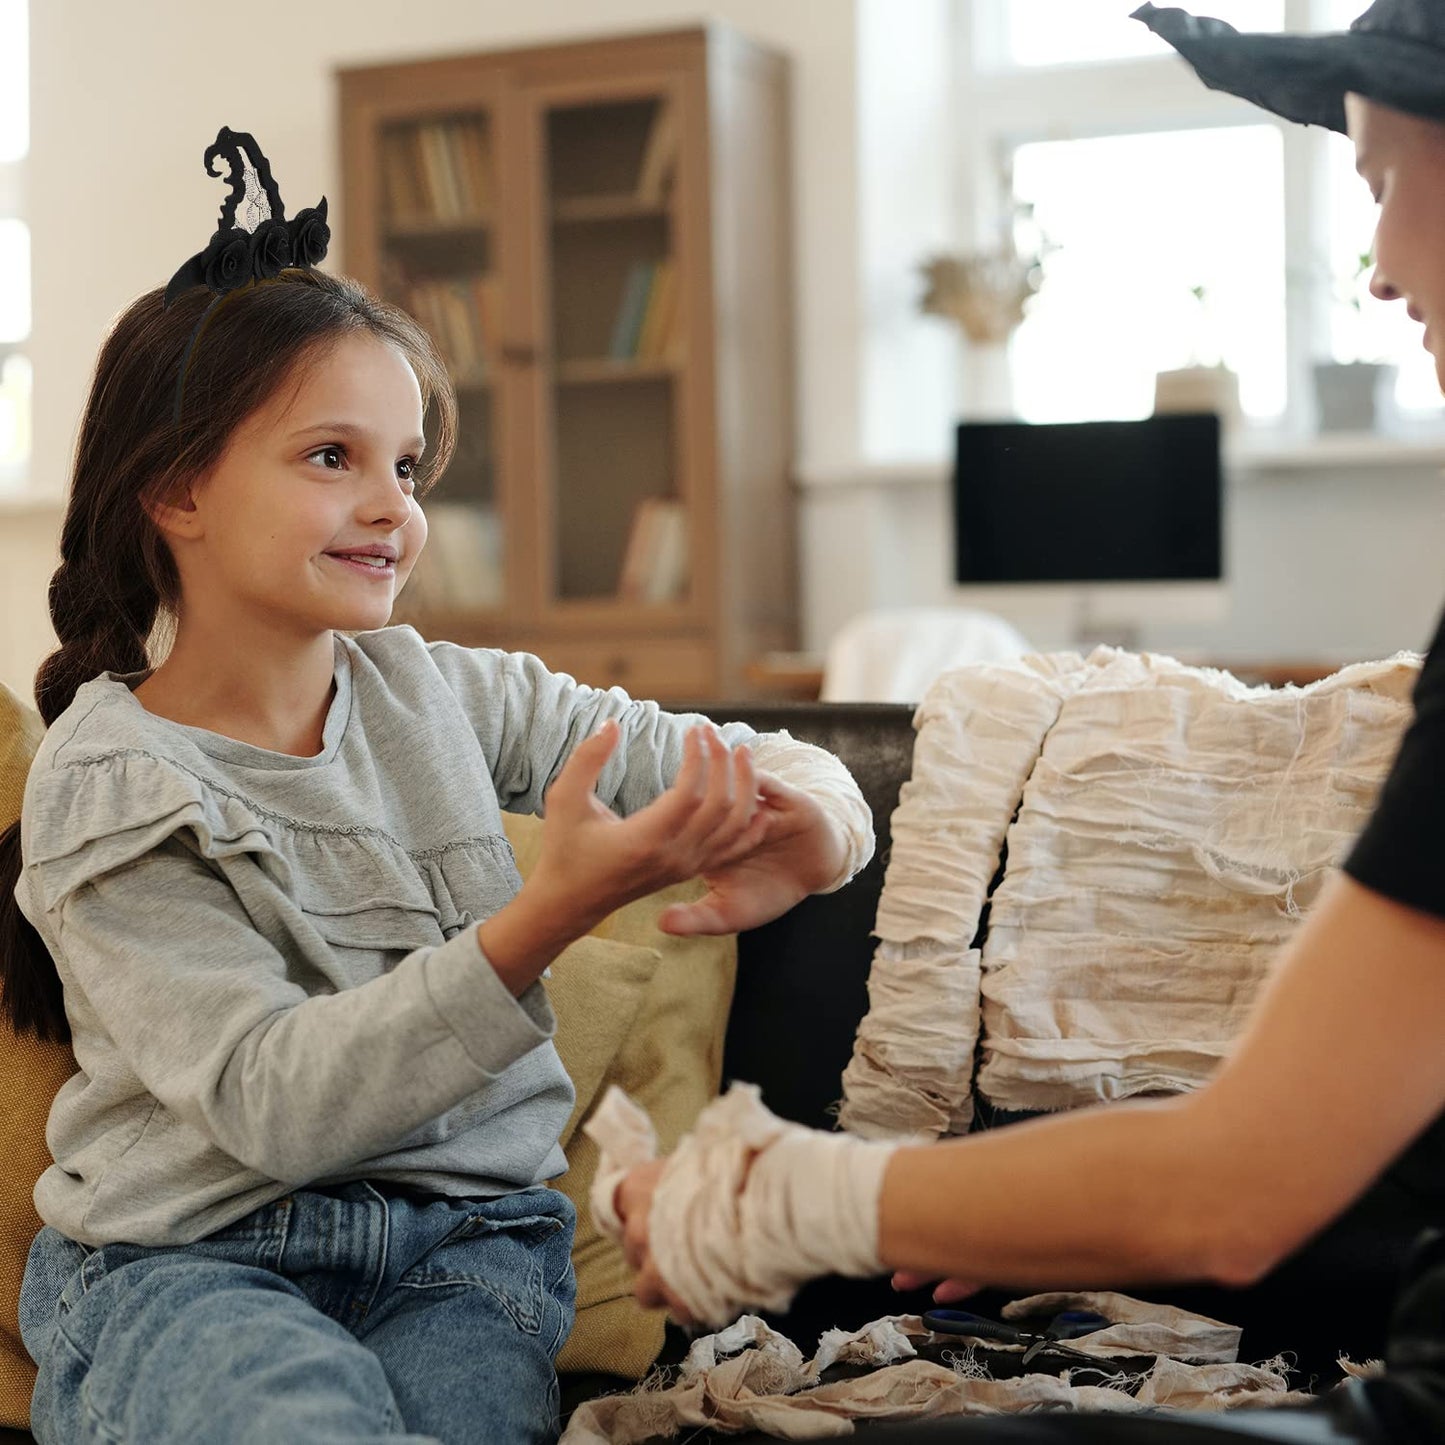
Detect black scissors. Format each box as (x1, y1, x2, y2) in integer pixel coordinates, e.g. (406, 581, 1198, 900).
(922, 1308, 1111, 1366)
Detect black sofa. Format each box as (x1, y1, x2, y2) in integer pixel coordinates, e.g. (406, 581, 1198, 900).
(553, 702, 1436, 1436)
(4, 702, 1428, 1445)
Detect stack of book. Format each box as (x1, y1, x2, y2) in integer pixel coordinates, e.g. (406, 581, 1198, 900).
(383, 120, 494, 222)
(397, 275, 499, 379)
(608, 260, 680, 362)
(400, 504, 504, 613)
(618, 497, 689, 604)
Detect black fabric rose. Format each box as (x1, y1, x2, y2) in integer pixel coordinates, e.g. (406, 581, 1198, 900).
(248, 219, 292, 281)
(202, 231, 252, 294)
(288, 199, 331, 268)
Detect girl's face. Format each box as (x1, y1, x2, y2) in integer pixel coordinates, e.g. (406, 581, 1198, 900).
(1346, 93, 1445, 394)
(172, 332, 430, 638)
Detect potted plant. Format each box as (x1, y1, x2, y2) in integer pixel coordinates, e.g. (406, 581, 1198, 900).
(1153, 282, 1242, 427)
(1313, 249, 1397, 432)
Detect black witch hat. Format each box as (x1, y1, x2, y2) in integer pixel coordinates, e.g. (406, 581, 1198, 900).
(1134, 0, 1445, 135)
(166, 127, 331, 422)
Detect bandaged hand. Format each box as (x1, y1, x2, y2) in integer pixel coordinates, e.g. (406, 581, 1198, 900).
(585, 1083, 901, 1329)
(656, 730, 876, 937)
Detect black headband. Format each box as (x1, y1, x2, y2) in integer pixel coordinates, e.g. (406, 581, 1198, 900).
(164, 127, 331, 426)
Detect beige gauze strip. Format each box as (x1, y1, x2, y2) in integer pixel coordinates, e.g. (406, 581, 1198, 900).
(976, 649, 1419, 1112)
(585, 1082, 899, 1328)
(838, 653, 1093, 1140)
(744, 729, 877, 893)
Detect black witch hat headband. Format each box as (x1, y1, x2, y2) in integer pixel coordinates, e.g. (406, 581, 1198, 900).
(164, 126, 331, 425)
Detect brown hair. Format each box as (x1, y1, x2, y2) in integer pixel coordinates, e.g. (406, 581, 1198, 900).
(0, 268, 456, 1040)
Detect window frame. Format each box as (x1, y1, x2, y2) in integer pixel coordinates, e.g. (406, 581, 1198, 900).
(953, 0, 1390, 436)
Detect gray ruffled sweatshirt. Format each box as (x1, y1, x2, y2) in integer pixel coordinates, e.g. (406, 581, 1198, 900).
(15, 626, 851, 1248)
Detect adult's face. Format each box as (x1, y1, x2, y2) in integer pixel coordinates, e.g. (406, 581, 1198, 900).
(1345, 92, 1445, 395)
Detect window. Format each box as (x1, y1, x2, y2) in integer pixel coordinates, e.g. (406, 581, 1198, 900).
(0, 0, 30, 491)
(963, 0, 1442, 430)
(1010, 126, 1286, 423)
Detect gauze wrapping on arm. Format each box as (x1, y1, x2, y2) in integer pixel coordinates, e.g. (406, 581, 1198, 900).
(586, 1082, 901, 1328)
(746, 731, 875, 894)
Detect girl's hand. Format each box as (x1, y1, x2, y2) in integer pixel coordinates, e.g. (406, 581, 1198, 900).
(656, 770, 849, 936)
(528, 721, 770, 933)
(890, 1270, 982, 1304)
(616, 1159, 695, 1325)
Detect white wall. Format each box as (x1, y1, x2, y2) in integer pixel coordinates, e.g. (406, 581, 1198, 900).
(2, 0, 862, 697)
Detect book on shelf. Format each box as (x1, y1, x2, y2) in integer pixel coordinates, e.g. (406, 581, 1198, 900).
(636, 105, 678, 205)
(607, 261, 679, 363)
(381, 131, 425, 217)
(402, 503, 503, 612)
(397, 274, 499, 380)
(618, 497, 689, 604)
(608, 262, 656, 360)
(634, 261, 678, 361)
(452, 122, 492, 214)
(382, 119, 492, 225)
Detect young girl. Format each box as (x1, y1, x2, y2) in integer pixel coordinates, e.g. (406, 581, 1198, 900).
(0, 236, 872, 1438)
(614, 5, 1445, 1442)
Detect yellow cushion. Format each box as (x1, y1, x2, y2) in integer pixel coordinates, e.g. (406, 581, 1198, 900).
(0, 681, 72, 1431)
(545, 937, 661, 1153)
(505, 812, 738, 1378)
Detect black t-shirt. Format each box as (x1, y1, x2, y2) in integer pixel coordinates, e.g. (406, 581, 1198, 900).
(1344, 604, 1445, 917)
(1341, 603, 1445, 1207)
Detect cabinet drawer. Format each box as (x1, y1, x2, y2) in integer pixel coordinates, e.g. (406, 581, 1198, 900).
(532, 639, 716, 700)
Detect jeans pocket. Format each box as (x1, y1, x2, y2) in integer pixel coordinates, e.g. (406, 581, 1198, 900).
(18, 1227, 91, 1360)
(397, 1210, 567, 1336)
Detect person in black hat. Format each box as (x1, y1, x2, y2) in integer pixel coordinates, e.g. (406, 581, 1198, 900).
(611, 5, 1445, 1441)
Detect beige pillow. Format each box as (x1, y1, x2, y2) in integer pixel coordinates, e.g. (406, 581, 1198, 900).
(0, 681, 72, 1430)
(545, 936, 661, 1152)
(504, 812, 738, 1378)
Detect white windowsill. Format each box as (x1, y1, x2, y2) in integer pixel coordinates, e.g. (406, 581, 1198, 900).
(1225, 430, 1445, 471)
(796, 429, 1445, 492)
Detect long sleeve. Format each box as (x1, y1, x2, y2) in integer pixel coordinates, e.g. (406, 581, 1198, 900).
(424, 642, 758, 816)
(40, 836, 553, 1187)
(423, 641, 875, 889)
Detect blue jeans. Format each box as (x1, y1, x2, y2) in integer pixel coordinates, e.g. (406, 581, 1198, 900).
(17, 1181, 576, 1444)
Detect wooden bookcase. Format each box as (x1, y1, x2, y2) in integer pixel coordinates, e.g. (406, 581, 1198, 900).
(337, 24, 796, 701)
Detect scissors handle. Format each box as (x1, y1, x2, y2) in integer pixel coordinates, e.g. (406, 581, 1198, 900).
(921, 1309, 1023, 1343)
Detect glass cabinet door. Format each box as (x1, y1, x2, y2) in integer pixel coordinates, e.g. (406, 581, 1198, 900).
(373, 105, 507, 624)
(537, 86, 693, 614)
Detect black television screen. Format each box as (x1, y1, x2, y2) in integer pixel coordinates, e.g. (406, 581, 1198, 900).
(953, 414, 1223, 585)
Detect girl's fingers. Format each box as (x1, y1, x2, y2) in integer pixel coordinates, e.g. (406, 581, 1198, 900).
(634, 1259, 694, 1326)
(891, 1270, 938, 1292)
(545, 719, 620, 815)
(702, 800, 772, 870)
(634, 725, 710, 834)
(890, 1270, 981, 1304)
(932, 1278, 982, 1304)
(671, 727, 736, 851)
